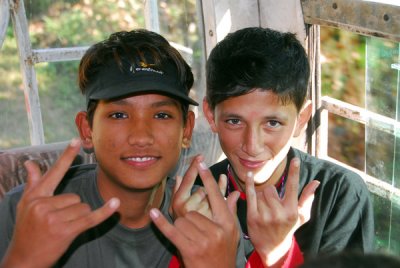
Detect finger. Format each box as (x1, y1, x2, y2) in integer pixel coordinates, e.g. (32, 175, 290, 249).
(245, 171, 258, 216)
(196, 159, 227, 218)
(282, 158, 300, 208)
(174, 155, 202, 201)
(38, 138, 82, 196)
(169, 175, 183, 216)
(196, 199, 212, 219)
(262, 186, 282, 210)
(53, 202, 92, 222)
(297, 180, 320, 225)
(186, 187, 208, 207)
(150, 208, 189, 246)
(298, 180, 320, 207)
(24, 160, 43, 192)
(218, 173, 227, 197)
(226, 191, 240, 215)
(43, 193, 82, 210)
(69, 197, 120, 235)
(174, 175, 183, 195)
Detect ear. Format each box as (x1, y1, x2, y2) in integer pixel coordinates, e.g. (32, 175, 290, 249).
(294, 100, 312, 137)
(182, 110, 195, 148)
(75, 111, 94, 153)
(202, 98, 218, 133)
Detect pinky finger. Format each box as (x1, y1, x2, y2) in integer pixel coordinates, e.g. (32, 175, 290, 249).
(70, 198, 120, 235)
(150, 208, 187, 247)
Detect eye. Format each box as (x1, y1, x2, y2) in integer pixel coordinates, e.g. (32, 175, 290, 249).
(267, 120, 281, 128)
(155, 112, 172, 119)
(226, 118, 241, 125)
(110, 112, 128, 119)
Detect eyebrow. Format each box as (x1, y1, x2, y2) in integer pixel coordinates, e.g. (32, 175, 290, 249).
(151, 99, 180, 108)
(110, 98, 180, 108)
(221, 111, 289, 121)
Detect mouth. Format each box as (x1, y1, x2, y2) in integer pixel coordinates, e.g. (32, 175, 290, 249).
(125, 156, 157, 162)
(238, 157, 266, 169)
(122, 155, 160, 168)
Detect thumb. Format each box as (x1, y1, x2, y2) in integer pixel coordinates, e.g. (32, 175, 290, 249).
(297, 180, 320, 226)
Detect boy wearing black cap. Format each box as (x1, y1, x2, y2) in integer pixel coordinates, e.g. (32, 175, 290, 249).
(0, 29, 245, 267)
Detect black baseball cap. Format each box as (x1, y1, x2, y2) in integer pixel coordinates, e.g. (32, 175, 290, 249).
(85, 57, 198, 107)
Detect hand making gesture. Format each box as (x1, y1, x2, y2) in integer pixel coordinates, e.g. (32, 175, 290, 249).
(170, 154, 228, 219)
(150, 155, 242, 268)
(246, 158, 320, 267)
(0, 139, 120, 268)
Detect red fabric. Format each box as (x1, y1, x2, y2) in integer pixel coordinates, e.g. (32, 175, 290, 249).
(168, 255, 181, 268)
(245, 237, 303, 268)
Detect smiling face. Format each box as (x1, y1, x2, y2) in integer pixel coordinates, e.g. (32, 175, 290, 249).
(77, 93, 194, 197)
(204, 89, 310, 189)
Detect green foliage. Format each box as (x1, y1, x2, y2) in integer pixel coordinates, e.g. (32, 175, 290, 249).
(320, 26, 366, 170)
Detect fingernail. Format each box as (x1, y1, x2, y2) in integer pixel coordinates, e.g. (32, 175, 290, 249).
(199, 161, 207, 170)
(313, 181, 321, 191)
(293, 158, 300, 167)
(109, 198, 120, 209)
(247, 171, 253, 178)
(70, 138, 81, 147)
(150, 208, 160, 219)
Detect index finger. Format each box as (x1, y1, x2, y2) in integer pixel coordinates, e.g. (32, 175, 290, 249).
(196, 159, 228, 219)
(282, 158, 300, 207)
(37, 138, 82, 196)
(174, 155, 202, 201)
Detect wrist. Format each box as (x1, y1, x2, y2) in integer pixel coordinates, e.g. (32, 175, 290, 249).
(257, 236, 293, 267)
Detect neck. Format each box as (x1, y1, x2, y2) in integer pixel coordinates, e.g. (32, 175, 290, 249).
(98, 179, 166, 229)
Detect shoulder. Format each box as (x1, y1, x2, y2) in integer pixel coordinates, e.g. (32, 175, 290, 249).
(54, 163, 97, 194)
(290, 148, 369, 199)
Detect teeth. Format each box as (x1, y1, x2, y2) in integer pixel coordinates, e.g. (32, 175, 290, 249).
(127, 157, 155, 162)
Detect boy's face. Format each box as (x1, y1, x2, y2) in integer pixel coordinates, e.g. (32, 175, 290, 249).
(204, 89, 310, 187)
(80, 93, 194, 193)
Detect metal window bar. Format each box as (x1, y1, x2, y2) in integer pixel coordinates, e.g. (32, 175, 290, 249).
(318, 96, 400, 204)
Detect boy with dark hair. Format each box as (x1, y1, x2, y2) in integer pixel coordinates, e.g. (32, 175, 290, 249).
(201, 27, 374, 266)
(0, 29, 245, 268)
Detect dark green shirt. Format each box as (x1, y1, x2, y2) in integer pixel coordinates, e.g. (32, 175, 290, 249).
(0, 164, 175, 267)
(0, 164, 247, 267)
(205, 147, 375, 259)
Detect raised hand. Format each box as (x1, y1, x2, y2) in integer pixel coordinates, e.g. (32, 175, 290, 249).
(171, 154, 227, 220)
(246, 158, 320, 267)
(0, 139, 120, 268)
(150, 156, 241, 268)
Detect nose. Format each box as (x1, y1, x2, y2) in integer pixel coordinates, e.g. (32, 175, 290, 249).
(127, 119, 154, 147)
(242, 126, 264, 156)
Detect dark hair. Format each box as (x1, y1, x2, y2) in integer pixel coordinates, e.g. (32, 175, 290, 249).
(206, 27, 310, 112)
(300, 252, 400, 268)
(78, 29, 193, 126)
